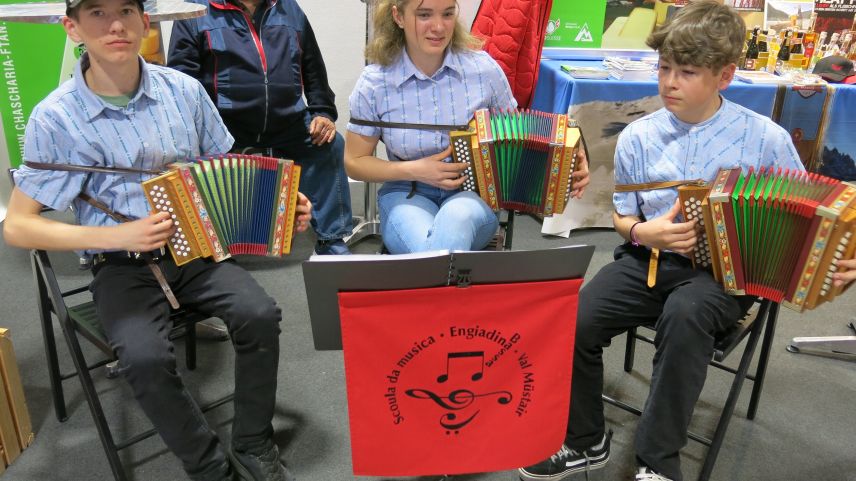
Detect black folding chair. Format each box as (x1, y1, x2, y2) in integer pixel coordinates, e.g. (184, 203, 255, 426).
(602, 298, 780, 481)
(31, 249, 234, 481)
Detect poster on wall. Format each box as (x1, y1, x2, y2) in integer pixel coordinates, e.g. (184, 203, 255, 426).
(766, 0, 814, 31)
(0, 2, 69, 220)
(813, 0, 856, 36)
(543, 1, 606, 49)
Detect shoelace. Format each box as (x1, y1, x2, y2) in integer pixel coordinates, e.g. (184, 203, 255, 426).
(550, 445, 594, 481)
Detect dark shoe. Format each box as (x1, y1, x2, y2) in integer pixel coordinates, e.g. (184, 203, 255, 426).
(229, 443, 296, 481)
(518, 430, 611, 481)
(314, 239, 352, 255)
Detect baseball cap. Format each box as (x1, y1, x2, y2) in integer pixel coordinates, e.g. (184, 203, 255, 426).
(66, 0, 145, 11)
(813, 55, 856, 83)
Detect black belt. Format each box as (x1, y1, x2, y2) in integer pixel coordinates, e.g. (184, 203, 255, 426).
(92, 247, 168, 266)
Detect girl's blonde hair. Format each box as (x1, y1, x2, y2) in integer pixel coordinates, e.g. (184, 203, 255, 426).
(366, 0, 483, 66)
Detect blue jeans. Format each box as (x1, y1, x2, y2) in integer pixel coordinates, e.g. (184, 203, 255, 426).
(378, 182, 499, 254)
(242, 133, 353, 241)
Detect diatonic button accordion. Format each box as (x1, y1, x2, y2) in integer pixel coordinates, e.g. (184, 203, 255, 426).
(679, 167, 856, 312)
(142, 154, 301, 266)
(449, 108, 582, 216)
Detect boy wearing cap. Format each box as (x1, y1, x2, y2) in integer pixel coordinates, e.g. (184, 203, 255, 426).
(3, 0, 309, 479)
(519, 2, 802, 481)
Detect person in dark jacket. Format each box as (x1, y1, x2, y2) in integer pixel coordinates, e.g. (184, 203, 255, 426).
(169, 0, 353, 255)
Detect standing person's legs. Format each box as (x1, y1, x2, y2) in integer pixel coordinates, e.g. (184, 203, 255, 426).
(634, 256, 747, 481)
(92, 263, 231, 481)
(378, 190, 440, 254)
(286, 133, 353, 252)
(427, 191, 498, 252)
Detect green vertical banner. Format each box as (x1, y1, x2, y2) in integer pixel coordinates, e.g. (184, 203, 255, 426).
(0, 3, 67, 169)
(544, 0, 606, 49)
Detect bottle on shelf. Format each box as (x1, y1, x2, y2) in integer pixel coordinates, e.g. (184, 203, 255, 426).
(840, 33, 853, 56)
(776, 32, 791, 75)
(744, 27, 760, 70)
(789, 31, 805, 69)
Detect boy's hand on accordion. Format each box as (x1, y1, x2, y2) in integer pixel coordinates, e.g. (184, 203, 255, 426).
(832, 258, 856, 287)
(293, 192, 313, 234)
(113, 211, 174, 252)
(570, 150, 590, 199)
(410, 146, 468, 190)
(636, 199, 699, 255)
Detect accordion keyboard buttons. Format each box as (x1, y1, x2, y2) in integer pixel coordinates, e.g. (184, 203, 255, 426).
(683, 197, 711, 268)
(149, 185, 192, 258)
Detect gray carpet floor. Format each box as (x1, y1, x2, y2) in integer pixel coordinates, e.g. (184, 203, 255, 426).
(0, 183, 854, 481)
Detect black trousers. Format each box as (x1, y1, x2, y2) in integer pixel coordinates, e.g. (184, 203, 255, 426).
(90, 256, 281, 481)
(567, 244, 752, 481)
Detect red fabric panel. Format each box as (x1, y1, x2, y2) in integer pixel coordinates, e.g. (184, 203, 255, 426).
(339, 278, 581, 476)
(472, 0, 554, 108)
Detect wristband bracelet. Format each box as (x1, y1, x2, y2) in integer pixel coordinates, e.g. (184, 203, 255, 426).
(630, 221, 643, 247)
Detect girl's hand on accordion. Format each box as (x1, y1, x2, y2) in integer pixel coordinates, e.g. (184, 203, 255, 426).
(293, 192, 313, 234)
(114, 211, 174, 252)
(410, 146, 468, 190)
(570, 149, 590, 199)
(832, 258, 856, 287)
(636, 199, 699, 255)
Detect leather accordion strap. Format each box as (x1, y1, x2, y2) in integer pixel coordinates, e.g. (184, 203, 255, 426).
(647, 248, 660, 289)
(24, 160, 162, 176)
(349, 117, 470, 132)
(24, 162, 179, 309)
(614, 179, 705, 193)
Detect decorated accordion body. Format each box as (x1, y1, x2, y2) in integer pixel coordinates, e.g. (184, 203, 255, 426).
(449, 109, 581, 216)
(142, 155, 302, 266)
(679, 167, 856, 312)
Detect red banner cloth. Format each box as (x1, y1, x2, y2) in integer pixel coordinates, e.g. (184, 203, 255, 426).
(339, 278, 582, 476)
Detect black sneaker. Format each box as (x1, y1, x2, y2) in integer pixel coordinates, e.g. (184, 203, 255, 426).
(518, 430, 612, 481)
(229, 443, 296, 481)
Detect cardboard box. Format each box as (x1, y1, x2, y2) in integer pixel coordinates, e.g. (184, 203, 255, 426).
(0, 370, 20, 466)
(0, 328, 34, 465)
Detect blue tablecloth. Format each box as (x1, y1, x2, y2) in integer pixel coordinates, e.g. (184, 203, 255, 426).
(532, 59, 856, 233)
(533, 59, 777, 118)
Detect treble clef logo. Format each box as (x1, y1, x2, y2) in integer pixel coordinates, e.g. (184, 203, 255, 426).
(404, 351, 513, 434)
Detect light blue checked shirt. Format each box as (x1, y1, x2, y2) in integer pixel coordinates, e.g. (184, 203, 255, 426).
(14, 53, 233, 254)
(614, 97, 804, 221)
(347, 48, 516, 193)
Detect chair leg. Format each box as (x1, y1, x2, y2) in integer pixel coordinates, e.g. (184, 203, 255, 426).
(32, 253, 68, 422)
(696, 305, 766, 481)
(747, 302, 778, 420)
(60, 320, 128, 481)
(503, 210, 515, 250)
(624, 327, 637, 373)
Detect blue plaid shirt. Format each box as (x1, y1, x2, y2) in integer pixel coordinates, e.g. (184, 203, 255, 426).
(614, 97, 803, 221)
(347, 48, 516, 193)
(14, 53, 233, 254)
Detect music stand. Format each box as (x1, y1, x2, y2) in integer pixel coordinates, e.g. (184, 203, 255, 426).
(302, 245, 595, 350)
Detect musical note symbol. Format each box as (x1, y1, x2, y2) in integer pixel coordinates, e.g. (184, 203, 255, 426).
(436, 351, 485, 383)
